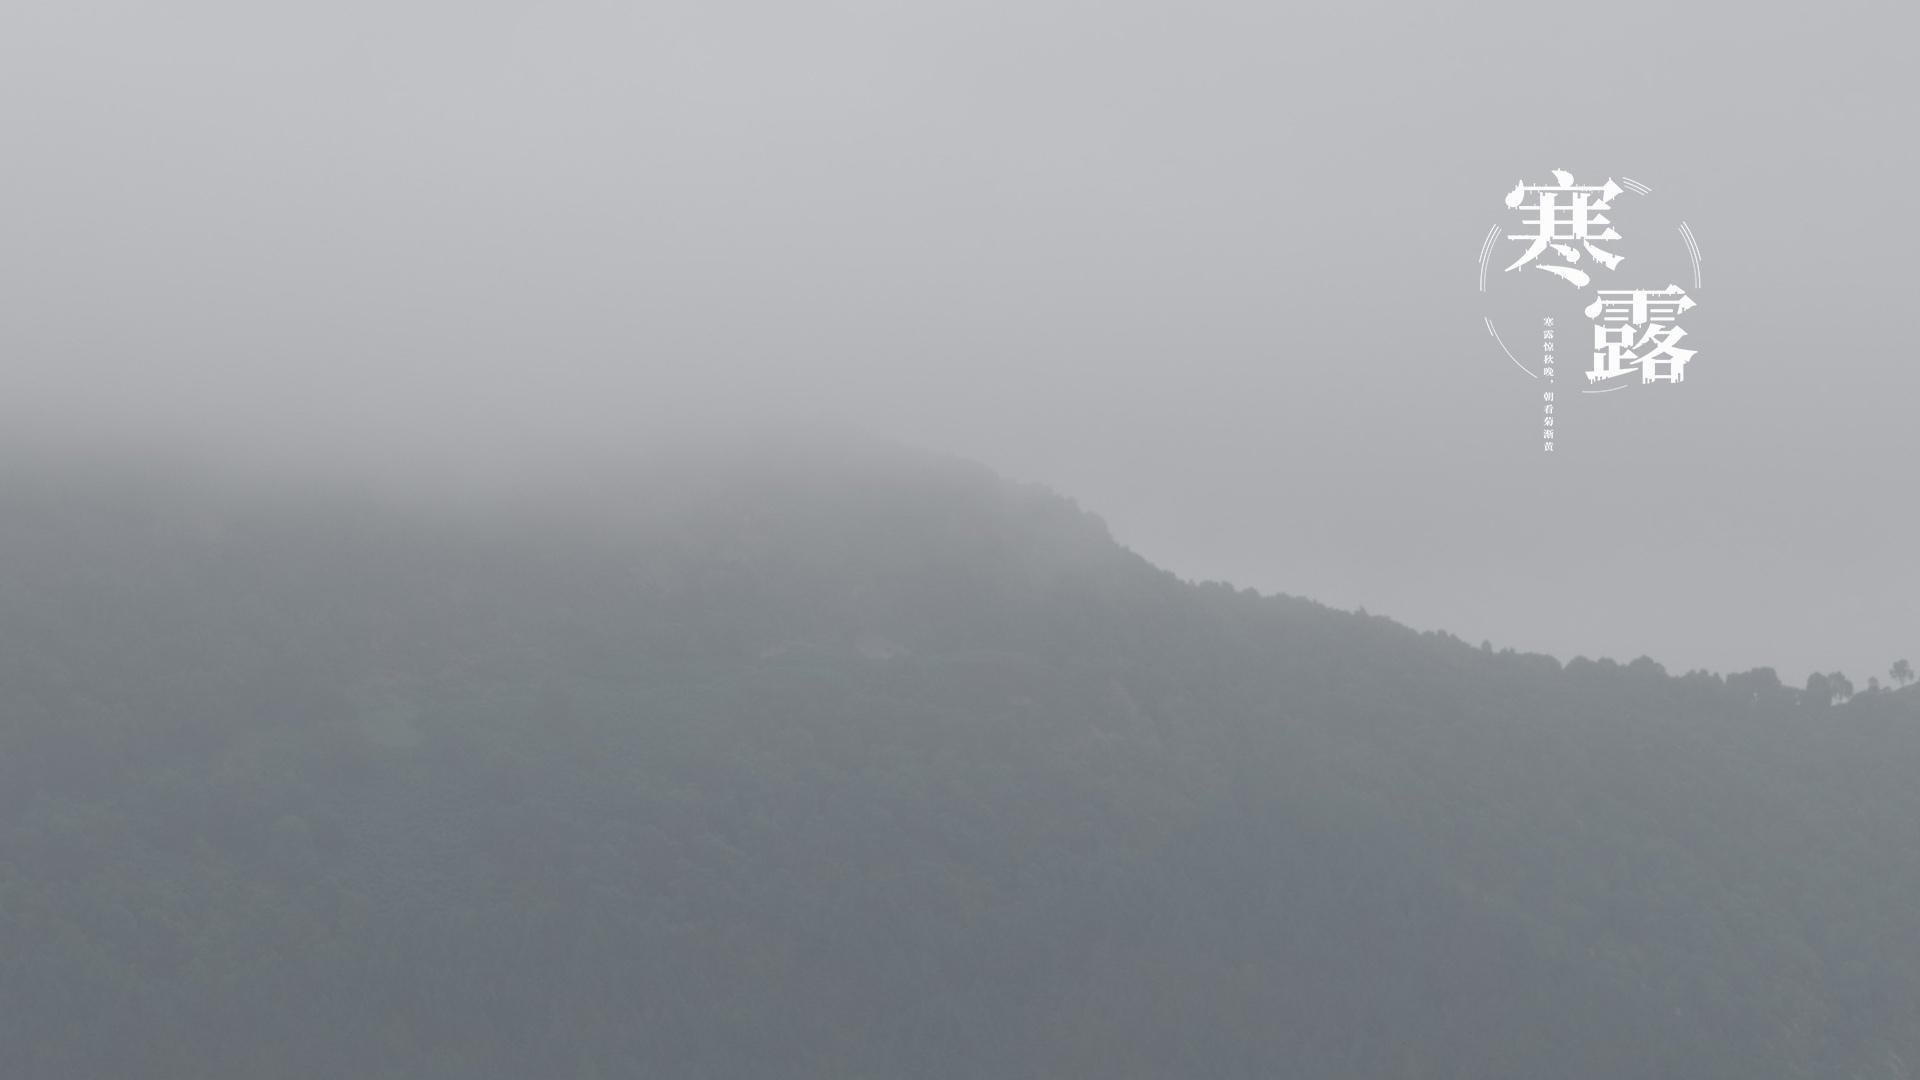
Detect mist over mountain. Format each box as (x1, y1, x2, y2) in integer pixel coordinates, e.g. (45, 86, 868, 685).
(3, 436, 1917, 1078)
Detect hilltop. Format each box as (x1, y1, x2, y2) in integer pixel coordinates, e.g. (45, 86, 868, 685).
(1, 438, 1916, 1079)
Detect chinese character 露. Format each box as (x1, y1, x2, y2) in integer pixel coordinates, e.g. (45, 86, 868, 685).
(1584, 284, 1696, 383)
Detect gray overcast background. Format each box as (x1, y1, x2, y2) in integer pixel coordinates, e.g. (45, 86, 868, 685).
(2, 0, 1914, 683)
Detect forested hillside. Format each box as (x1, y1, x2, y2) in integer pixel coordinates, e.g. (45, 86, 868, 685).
(1, 442, 1916, 1078)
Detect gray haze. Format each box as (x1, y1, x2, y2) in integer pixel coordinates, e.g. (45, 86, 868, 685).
(2, 0, 1914, 682)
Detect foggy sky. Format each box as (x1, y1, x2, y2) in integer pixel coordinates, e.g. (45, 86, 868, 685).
(2, 0, 1914, 683)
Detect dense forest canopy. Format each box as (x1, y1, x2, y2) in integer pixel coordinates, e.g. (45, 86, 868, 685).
(1, 440, 1916, 1078)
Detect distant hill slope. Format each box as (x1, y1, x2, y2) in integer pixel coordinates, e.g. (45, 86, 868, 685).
(1, 439, 1915, 1079)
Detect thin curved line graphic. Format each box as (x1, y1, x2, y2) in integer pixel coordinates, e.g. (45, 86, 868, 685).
(1485, 317, 1537, 378)
(1581, 383, 1631, 394)
(1678, 222, 1702, 288)
(1478, 225, 1498, 292)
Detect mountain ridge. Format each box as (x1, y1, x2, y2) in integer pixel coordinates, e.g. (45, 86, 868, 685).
(1, 440, 1916, 1078)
